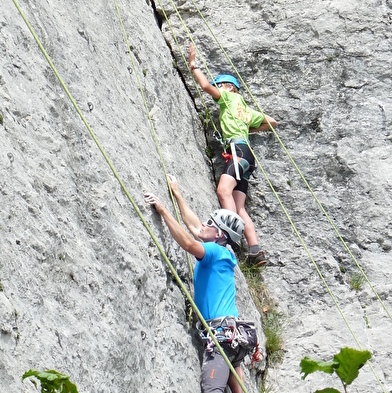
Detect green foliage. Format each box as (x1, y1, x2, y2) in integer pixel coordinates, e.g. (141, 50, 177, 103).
(259, 384, 274, 393)
(240, 261, 284, 365)
(0, 112, 3, 125)
(22, 369, 79, 393)
(349, 273, 364, 291)
(205, 145, 213, 159)
(263, 311, 284, 364)
(300, 347, 371, 393)
(334, 347, 371, 385)
(300, 357, 337, 379)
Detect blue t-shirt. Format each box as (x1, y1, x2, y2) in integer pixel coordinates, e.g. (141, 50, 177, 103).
(194, 242, 239, 320)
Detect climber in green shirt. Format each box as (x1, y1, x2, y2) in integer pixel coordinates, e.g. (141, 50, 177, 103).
(188, 43, 277, 266)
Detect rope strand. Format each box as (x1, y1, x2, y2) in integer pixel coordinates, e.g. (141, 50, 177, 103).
(160, 1, 387, 391)
(187, 0, 392, 325)
(12, 1, 247, 391)
(112, 0, 194, 280)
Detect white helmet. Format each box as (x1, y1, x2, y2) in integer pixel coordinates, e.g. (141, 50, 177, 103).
(210, 209, 245, 244)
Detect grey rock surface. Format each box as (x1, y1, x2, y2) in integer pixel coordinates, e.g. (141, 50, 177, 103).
(1, 0, 391, 393)
(158, 0, 392, 392)
(1, 0, 264, 392)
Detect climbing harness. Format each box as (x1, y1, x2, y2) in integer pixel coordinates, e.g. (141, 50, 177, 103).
(196, 317, 261, 365)
(222, 138, 250, 181)
(185, 0, 392, 331)
(230, 141, 241, 180)
(11, 3, 252, 393)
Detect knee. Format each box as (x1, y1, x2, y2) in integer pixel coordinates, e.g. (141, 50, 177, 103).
(217, 184, 231, 201)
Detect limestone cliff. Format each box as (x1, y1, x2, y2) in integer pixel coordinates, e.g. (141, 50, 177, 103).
(1, 0, 391, 392)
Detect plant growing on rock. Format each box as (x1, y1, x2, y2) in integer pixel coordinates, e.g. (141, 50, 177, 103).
(22, 369, 79, 393)
(240, 262, 284, 364)
(349, 272, 364, 291)
(300, 347, 371, 393)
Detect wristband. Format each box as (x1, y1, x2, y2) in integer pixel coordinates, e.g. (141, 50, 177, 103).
(190, 64, 199, 71)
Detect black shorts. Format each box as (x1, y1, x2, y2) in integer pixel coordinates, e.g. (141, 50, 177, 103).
(222, 143, 255, 194)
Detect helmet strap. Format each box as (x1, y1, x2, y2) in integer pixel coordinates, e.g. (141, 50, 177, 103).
(215, 231, 228, 245)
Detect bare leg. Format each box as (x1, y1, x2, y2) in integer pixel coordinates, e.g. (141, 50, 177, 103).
(228, 367, 244, 393)
(217, 175, 259, 247)
(216, 174, 237, 212)
(233, 190, 258, 247)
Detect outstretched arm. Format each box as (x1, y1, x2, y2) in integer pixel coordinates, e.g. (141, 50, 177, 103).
(144, 193, 205, 259)
(188, 43, 221, 100)
(168, 175, 202, 241)
(249, 114, 277, 133)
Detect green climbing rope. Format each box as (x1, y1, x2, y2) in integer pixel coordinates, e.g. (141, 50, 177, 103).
(112, 0, 194, 281)
(11, 1, 248, 392)
(188, 0, 392, 327)
(158, 2, 388, 391)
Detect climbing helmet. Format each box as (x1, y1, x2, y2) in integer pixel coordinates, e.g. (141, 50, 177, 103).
(210, 209, 245, 244)
(211, 74, 240, 90)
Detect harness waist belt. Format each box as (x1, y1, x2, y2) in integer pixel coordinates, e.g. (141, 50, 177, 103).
(206, 316, 238, 328)
(225, 138, 248, 146)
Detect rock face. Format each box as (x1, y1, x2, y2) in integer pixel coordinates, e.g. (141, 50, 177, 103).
(0, 1, 391, 393)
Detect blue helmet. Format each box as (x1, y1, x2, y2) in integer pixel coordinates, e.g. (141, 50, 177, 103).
(211, 74, 240, 90)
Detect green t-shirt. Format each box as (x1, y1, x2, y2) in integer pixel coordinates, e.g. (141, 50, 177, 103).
(215, 89, 265, 141)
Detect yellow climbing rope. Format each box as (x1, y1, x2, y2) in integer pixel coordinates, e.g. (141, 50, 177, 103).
(158, 2, 388, 391)
(112, 0, 194, 281)
(11, 1, 249, 392)
(188, 0, 392, 327)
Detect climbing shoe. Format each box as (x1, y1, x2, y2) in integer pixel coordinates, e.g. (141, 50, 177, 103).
(246, 250, 266, 267)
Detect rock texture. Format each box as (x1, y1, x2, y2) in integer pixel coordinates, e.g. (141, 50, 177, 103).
(1, 0, 391, 393)
(1, 1, 264, 392)
(159, 0, 392, 391)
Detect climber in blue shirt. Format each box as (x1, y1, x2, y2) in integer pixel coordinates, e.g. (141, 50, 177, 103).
(144, 175, 254, 393)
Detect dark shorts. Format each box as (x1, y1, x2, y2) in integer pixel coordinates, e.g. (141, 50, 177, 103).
(201, 344, 249, 393)
(222, 143, 255, 195)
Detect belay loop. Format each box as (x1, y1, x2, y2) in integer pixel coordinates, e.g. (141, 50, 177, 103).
(198, 325, 237, 353)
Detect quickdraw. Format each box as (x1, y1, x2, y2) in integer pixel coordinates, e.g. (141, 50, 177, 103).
(251, 343, 263, 368)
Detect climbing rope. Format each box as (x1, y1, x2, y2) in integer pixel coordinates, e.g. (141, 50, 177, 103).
(156, 0, 223, 144)
(112, 0, 194, 281)
(157, 2, 388, 391)
(188, 0, 392, 326)
(11, 1, 249, 392)
(165, 0, 392, 328)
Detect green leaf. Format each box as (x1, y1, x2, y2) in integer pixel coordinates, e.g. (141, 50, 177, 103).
(300, 356, 338, 379)
(315, 389, 342, 393)
(22, 369, 79, 393)
(333, 347, 371, 385)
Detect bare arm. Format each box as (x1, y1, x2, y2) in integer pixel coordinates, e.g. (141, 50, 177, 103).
(168, 175, 202, 240)
(144, 193, 205, 259)
(249, 114, 277, 133)
(188, 43, 221, 100)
